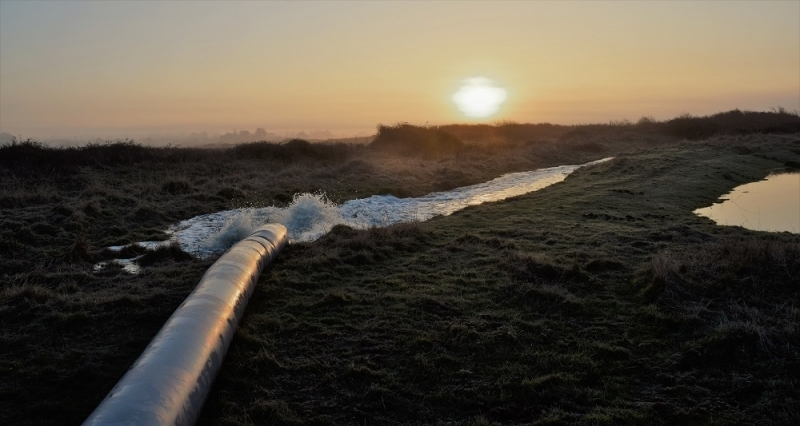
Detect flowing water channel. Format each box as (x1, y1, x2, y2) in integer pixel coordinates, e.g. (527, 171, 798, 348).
(95, 157, 612, 272)
(694, 172, 800, 234)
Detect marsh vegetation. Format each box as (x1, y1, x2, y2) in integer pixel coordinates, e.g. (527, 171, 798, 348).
(1, 110, 800, 425)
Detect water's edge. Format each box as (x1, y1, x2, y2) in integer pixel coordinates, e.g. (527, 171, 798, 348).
(95, 157, 613, 272)
(694, 172, 800, 234)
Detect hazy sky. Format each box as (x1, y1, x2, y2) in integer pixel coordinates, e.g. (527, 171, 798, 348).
(1, 1, 798, 140)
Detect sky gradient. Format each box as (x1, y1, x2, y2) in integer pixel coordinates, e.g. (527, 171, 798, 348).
(1, 1, 799, 141)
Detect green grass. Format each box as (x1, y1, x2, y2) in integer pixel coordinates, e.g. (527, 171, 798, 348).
(1, 119, 799, 424)
(200, 135, 800, 425)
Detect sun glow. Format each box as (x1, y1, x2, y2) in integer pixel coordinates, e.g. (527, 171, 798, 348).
(452, 77, 508, 118)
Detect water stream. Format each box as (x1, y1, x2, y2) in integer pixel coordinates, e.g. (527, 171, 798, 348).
(95, 157, 612, 272)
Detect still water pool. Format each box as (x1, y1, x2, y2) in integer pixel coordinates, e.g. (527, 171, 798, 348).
(694, 172, 799, 234)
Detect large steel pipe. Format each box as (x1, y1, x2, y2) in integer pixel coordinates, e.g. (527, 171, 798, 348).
(84, 224, 288, 426)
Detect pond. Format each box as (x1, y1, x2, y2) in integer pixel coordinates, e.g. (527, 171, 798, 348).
(694, 172, 799, 234)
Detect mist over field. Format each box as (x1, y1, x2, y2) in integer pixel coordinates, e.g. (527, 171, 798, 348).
(0, 128, 375, 149)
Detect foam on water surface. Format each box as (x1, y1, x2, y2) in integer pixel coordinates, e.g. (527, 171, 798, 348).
(93, 257, 142, 274)
(104, 157, 612, 269)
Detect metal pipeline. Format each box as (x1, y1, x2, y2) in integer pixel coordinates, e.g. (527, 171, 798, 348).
(83, 224, 288, 426)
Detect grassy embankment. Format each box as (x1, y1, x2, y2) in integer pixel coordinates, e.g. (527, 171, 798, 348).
(1, 110, 799, 424)
(200, 134, 800, 425)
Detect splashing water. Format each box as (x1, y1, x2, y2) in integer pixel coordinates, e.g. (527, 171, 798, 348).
(111, 157, 612, 261)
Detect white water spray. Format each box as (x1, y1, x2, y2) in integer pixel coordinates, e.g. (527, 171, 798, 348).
(102, 157, 612, 264)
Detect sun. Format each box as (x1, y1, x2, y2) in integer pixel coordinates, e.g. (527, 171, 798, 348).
(452, 77, 507, 118)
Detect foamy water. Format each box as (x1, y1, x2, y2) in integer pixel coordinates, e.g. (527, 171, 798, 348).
(96, 157, 611, 271)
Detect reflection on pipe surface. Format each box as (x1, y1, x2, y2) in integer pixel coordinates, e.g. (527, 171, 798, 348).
(83, 224, 287, 426)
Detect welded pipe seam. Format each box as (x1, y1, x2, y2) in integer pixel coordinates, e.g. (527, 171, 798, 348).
(83, 224, 288, 426)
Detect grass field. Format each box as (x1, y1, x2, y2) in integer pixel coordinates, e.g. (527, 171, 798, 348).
(1, 113, 799, 425)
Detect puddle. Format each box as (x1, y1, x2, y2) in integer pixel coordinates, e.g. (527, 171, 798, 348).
(97, 157, 612, 272)
(694, 172, 799, 234)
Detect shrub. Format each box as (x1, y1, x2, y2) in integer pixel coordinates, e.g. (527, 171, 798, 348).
(664, 114, 721, 140)
(369, 123, 464, 157)
(0, 139, 211, 175)
(229, 139, 355, 162)
(438, 122, 568, 144)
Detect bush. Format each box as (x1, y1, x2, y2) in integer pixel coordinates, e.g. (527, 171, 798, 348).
(0, 139, 209, 175)
(438, 122, 568, 144)
(664, 114, 721, 140)
(369, 123, 464, 157)
(229, 139, 355, 162)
